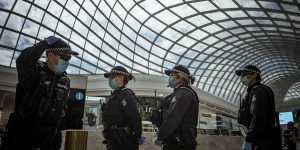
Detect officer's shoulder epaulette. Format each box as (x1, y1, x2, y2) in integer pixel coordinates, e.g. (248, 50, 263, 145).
(36, 61, 45, 68)
(36, 61, 47, 73)
(253, 84, 271, 93)
(252, 84, 270, 97)
(253, 84, 265, 90)
(178, 86, 197, 98)
(121, 88, 135, 96)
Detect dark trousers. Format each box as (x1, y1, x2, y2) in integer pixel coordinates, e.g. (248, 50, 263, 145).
(162, 141, 196, 150)
(1, 116, 62, 150)
(287, 143, 296, 150)
(103, 126, 139, 150)
(1, 129, 62, 150)
(254, 142, 280, 150)
(105, 141, 138, 150)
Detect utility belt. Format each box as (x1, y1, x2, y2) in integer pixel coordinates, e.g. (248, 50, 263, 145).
(163, 134, 185, 147)
(3, 113, 60, 149)
(103, 125, 138, 146)
(163, 127, 197, 148)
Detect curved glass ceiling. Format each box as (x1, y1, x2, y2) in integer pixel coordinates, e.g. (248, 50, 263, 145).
(285, 82, 300, 101)
(0, 0, 300, 104)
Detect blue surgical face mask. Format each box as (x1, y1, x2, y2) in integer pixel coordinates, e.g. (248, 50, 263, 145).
(240, 75, 250, 86)
(168, 77, 177, 88)
(54, 58, 69, 74)
(109, 78, 119, 90)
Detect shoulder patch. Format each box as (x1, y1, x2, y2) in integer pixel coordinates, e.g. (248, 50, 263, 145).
(171, 97, 177, 103)
(121, 98, 127, 107)
(122, 88, 135, 95)
(179, 86, 198, 101)
(252, 95, 256, 102)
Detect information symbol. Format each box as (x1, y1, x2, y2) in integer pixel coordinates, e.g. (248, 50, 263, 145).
(75, 92, 84, 101)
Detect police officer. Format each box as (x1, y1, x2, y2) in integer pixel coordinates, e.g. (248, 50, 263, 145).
(1, 36, 78, 150)
(155, 65, 199, 150)
(284, 121, 298, 150)
(236, 65, 281, 150)
(102, 66, 142, 150)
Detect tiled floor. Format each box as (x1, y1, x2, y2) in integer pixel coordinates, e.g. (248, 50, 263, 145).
(61, 128, 243, 150)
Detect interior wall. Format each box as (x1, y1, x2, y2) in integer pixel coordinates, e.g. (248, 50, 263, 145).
(0, 90, 15, 129)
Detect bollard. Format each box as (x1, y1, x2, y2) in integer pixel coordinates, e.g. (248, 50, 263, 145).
(64, 130, 88, 150)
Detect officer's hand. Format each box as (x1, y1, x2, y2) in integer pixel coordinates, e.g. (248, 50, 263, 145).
(154, 139, 162, 146)
(242, 141, 252, 150)
(138, 136, 145, 145)
(154, 137, 162, 146)
(45, 36, 62, 46)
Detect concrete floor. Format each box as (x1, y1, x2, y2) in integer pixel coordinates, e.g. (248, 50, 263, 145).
(61, 128, 243, 150)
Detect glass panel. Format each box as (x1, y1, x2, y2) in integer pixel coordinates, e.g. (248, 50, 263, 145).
(237, 19, 255, 25)
(47, 1, 63, 17)
(152, 44, 167, 56)
(205, 12, 228, 21)
(173, 20, 195, 33)
(275, 21, 291, 27)
(150, 54, 163, 65)
(0, 30, 18, 48)
(193, 43, 208, 52)
(179, 58, 191, 66)
(213, 0, 238, 8)
(136, 36, 152, 50)
(83, 1, 96, 15)
(236, 0, 260, 8)
(70, 32, 85, 47)
(219, 21, 238, 28)
(189, 29, 208, 40)
(155, 10, 179, 24)
(281, 3, 300, 13)
(81, 61, 96, 73)
(42, 13, 58, 30)
(202, 36, 219, 45)
(159, 0, 182, 7)
(98, 1, 112, 17)
(144, 17, 166, 33)
(203, 24, 222, 33)
(166, 52, 180, 63)
(170, 44, 186, 55)
(258, 1, 280, 10)
(130, 5, 150, 22)
(17, 35, 35, 50)
(191, 1, 217, 12)
(162, 28, 183, 41)
(7, 14, 24, 31)
(171, 4, 197, 18)
(216, 31, 232, 38)
(140, 0, 163, 14)
(187, 15, 210, 27)
(78, 10, 92, 26)
(0, 48, 13, 66)
(14, 0, 31, 14)
(74, 21, 88, 36)
(135, 46, 149, 60)
(178, 36, 197, 47)
(226, 10, 248, 18)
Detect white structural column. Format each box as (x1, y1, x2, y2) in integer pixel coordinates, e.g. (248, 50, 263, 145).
(86, 74, 238, 117)
(87, 74, 172, 97)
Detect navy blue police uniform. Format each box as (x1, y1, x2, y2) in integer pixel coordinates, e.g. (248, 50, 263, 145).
(102, 67, 142, 150)
(1, 38, 78, 150)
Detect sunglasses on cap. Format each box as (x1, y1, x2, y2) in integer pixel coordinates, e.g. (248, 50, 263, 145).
(54, 53, 71, 61)
(108, 74, 117, 79)
(240, 71, 255, 76)
(170, 72, 181, 79)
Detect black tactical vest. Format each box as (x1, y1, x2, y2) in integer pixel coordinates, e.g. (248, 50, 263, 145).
(36, 63, 69, 126)
(15, 62, 70, 126)
(102, 88, 135, 128)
